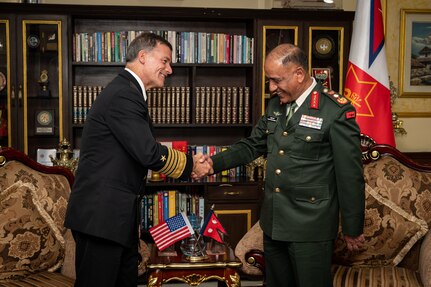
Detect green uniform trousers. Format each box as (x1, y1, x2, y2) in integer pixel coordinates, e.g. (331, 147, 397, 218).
(264, 233, 333, 287)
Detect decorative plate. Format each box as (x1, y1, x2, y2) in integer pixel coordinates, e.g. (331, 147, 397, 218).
(313, 35, 335, 59)
(27, 34, 40, 49)
(36, 110, 53, 126)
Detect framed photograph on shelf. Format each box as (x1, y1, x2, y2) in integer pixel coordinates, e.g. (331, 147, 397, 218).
(399, 9, 431, 97)
(312, 68, 331, 90)
(35, 109, 55, 135)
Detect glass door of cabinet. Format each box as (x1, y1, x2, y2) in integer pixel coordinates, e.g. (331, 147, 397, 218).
(21, 20, 64, 158)
(0, 20, 11, 148)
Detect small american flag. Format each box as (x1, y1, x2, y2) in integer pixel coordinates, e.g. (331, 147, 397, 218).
(149, 212, 194, 251)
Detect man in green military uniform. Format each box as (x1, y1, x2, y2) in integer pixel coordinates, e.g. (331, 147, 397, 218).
(198, 44, 365, 287)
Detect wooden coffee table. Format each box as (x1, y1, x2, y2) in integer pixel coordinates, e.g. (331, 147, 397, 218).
(145, 243, 242, 287)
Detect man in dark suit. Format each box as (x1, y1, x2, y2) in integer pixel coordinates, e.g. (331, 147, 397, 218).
(65, 33, 210, 287)
(199, 44, 365, 287)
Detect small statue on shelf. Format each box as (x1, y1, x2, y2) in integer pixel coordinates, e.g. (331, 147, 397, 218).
(50, 138, 78, 173)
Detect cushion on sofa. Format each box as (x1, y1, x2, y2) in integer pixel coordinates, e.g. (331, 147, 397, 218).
(0, 160, 71, 237)
(333, 183, 429, 266)
(0, 181, 65, 280)
(363, 157, 431, 226)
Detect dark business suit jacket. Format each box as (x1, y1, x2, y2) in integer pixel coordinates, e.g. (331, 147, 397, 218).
(64, 70, 192, 247)
(212, 83, 365, 241)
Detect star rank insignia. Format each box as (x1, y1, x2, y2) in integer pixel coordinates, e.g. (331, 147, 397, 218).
(273, 111, 282, 116)
(160, 155, 166, 162)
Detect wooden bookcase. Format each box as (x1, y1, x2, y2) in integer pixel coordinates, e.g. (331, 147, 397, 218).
(0, 3, 355, 248)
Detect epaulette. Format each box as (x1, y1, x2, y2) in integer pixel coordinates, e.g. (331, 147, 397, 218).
(321, 87, 349, 106)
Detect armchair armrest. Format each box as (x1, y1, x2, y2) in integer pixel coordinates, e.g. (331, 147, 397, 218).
(419, 231, 431, 287)
(245, 249, 265, 274)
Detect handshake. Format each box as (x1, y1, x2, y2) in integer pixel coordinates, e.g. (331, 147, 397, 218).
(191, 153, 214, 180)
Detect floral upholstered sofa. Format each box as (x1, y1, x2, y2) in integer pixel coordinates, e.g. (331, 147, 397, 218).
(0, 147, 76, 286)
(235, 141, 431, 287)
(0, 147, 151, 286)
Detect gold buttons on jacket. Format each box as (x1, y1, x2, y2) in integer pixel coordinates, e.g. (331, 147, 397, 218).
(266, 129, 269, 134)
(282, 131, 288, 136)
(278, 150, 285, 155)
(310, 196, 316, 202)
(305, 136, 312, 142)
(275, 169, 281, 175)
(274, 188, 280, 193)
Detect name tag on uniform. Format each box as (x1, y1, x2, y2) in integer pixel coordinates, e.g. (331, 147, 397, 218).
(299, 115, 323, 130)
(267, 116, 278, 122)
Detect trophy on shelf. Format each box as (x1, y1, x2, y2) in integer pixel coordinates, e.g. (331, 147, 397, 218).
(38, 69, 50, 97)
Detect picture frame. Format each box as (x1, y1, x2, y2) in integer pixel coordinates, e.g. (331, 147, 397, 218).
(312, 68, 332, 90)
(399, 9, 431, 97)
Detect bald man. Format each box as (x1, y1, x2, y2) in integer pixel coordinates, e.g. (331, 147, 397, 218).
(203, 44, 365, 287)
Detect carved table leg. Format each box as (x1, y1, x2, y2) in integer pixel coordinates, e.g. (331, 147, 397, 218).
(221, 269, 241, 287)
(147, 271, 162, 287)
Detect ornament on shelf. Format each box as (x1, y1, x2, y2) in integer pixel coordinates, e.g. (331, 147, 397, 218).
(50, 138, 79, 173)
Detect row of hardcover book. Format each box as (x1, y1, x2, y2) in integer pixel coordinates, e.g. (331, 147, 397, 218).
(72, 30, 254, 64)
(147, 87, 191, 124)
(195, 86, 250, 124)
(140, 190, 205, 230)
(72, 85, 104, 124)
(73, 85, 251, 125)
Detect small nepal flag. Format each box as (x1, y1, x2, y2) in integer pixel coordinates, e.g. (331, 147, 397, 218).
(343, 0, 395, 147)
(200, 209, 227, 244)
(149, 212, 194, 251)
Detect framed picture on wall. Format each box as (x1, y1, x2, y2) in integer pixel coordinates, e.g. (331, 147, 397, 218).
(399, 9, 431, 97)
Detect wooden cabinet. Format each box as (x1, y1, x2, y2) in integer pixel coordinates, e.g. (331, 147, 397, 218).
(0, 12, 68, 159)
(206, 182, 263, 247)
(0, 3, 355, 248)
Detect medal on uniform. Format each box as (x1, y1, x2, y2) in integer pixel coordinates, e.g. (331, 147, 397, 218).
(299, 114, 323, 130)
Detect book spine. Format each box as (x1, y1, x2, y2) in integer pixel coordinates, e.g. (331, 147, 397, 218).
(238, 86, 244, 124)
(73, 86, 78, 124)
(185, 87, 190, 124)
(147, 195, 153, 228)
(168, 190, 177, 217)
(244, 86, 250, 124)
(232, 86, 238, 124)
(163, 192, 169, 221)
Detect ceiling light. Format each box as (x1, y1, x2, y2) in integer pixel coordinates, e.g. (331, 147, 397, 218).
(323, 0, 334, 3)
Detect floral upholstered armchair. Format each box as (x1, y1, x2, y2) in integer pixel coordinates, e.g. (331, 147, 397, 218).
(0, 147, 151, 286)
(0, 147, 76, 286)
(235, 140, 431, 287)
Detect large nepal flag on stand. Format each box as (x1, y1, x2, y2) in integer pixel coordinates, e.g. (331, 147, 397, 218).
(149, 212, 194, 251)
(344, 0, 395, 146)
(200, 209, 227, 244)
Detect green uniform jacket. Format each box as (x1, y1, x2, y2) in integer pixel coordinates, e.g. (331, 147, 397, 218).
(211, 83, 365, 241)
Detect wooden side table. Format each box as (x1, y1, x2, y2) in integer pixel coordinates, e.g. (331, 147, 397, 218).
(145, 243, 242, 287)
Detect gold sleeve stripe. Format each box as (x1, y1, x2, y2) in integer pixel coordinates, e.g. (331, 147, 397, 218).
(157, 148, 187, 179)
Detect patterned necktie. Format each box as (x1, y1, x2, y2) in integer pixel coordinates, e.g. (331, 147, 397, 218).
(286, 101, 297, 126)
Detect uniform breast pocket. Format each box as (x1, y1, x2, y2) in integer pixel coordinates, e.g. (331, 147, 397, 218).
(290, 129, 324, 160)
